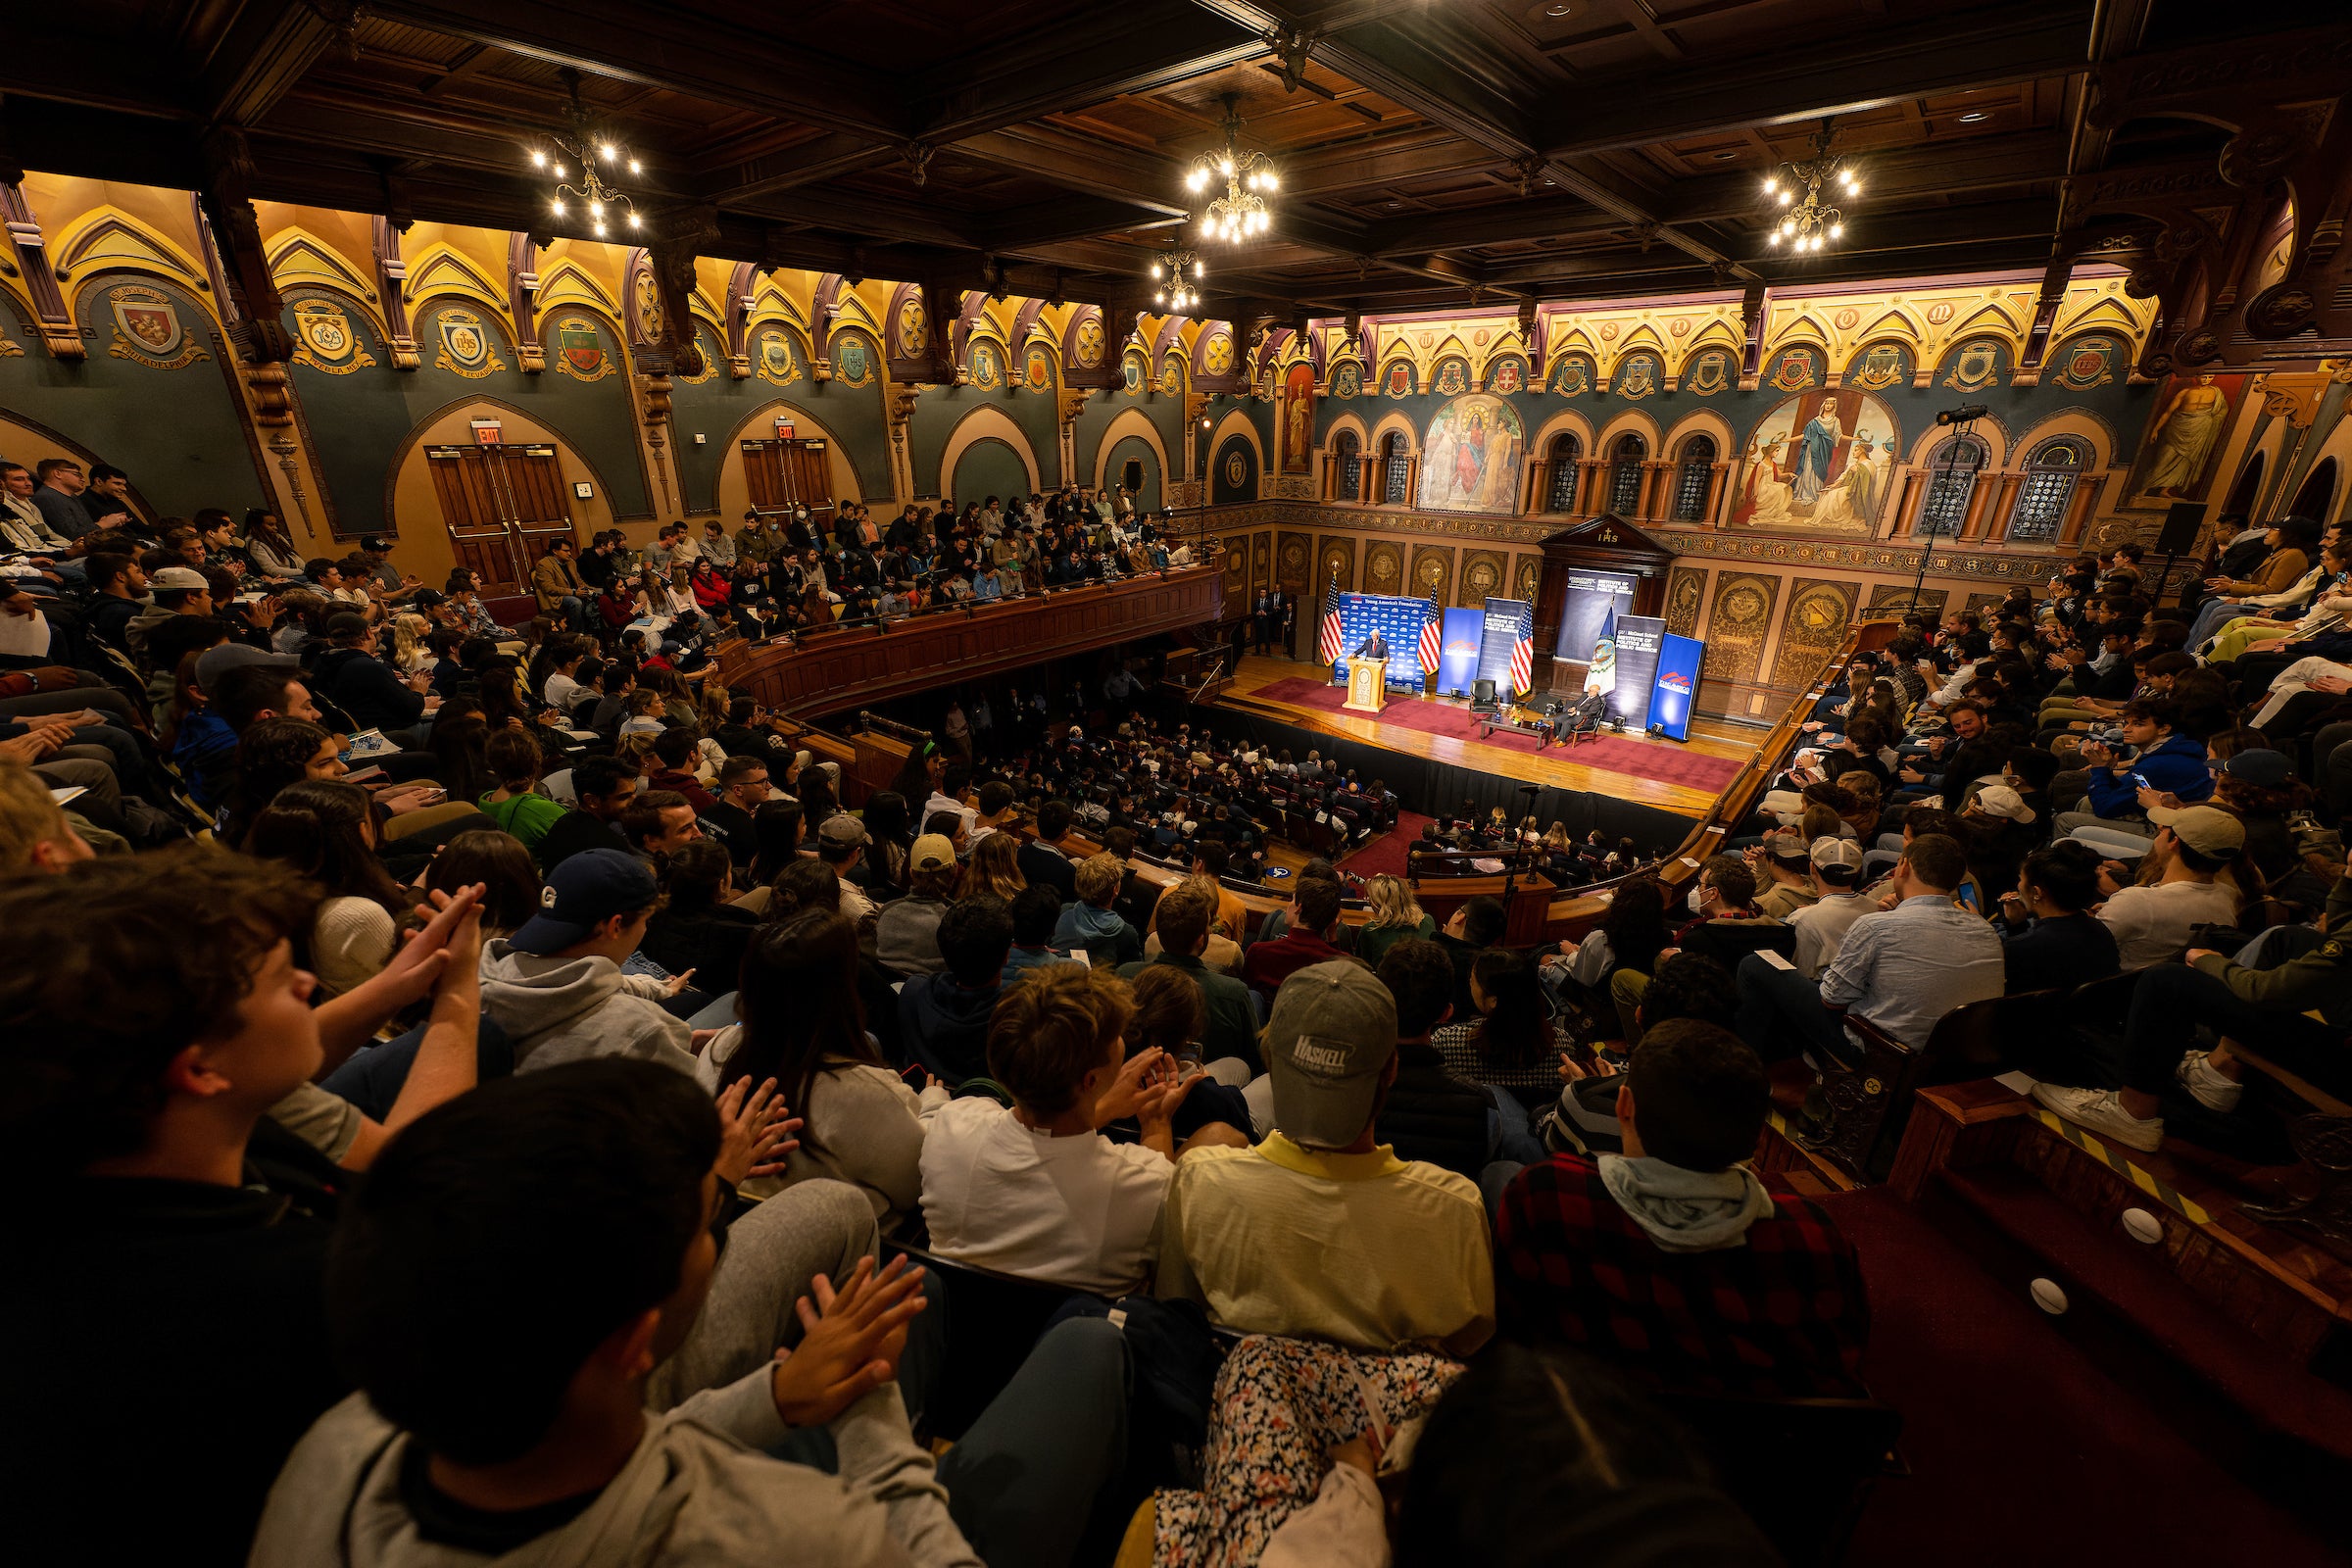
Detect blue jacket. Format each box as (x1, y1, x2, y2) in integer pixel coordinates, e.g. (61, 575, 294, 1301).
(2084, 732, 2213, 819)
(172, 710, 240, 807)
(897, 972, 1001, 1085)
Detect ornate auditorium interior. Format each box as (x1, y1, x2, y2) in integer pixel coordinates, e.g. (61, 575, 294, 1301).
(6, 2, 2352, 1565)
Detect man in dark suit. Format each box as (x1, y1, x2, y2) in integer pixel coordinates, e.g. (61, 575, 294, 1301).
(1251, 591, 1272, 655)
(1270, 589, 1294, 658)
(1016, 797, 1080, 899)
(1354, 630, 1389, 661)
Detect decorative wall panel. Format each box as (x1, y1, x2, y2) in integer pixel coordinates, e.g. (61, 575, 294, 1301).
(1701, 571, 1781, 685)
(1770, 577, 1860, 687)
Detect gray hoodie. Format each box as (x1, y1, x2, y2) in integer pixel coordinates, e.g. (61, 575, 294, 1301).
(250, 1376, 981, 1568)
(478, 939, 698, 1077)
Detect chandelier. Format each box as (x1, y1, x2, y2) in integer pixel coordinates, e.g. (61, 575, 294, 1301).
(1761, 122, 1860, 254)
(529, 67, 643, 240)
(1185, 94, 1279, 244)
(1150, 248, 1203, 313)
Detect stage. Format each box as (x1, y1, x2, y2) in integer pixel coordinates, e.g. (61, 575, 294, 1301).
(1213, 656, 1759, 817)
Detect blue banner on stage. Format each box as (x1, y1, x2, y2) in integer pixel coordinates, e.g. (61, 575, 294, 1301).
(1436, 608, 1483, 697)
(1327, 591, 1437, 689)
(1477, 598, 1534, 695)
(1649, 632, 1704, 741)
(1606, 614, 1665, 729)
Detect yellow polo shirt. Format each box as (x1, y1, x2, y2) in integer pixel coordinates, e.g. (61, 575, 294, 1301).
(1154, 1133, 1494, 1357)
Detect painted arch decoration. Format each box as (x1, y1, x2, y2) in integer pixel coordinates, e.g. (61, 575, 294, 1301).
(1547, 353, 1594, 395)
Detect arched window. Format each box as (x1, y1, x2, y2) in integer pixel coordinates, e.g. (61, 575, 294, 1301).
(1333, 430, 1361, 501)
(1607, 434, 1645, 515)
(1382, 432, 1410, 504)
(1545, 433, 1583, 513)
(1672, 435, 1717, 521)
(1917, 435, 1986, 536)
(2005, 437, 2086, 542)
(2290, 456, 2339, 523)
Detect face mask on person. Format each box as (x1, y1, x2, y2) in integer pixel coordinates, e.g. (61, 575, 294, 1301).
(1688, 884, 1708, 914)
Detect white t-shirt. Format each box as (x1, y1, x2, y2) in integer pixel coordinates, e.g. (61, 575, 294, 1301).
(543, 670, 582, 710)
(2098, 878, 2239, 970)
(1788, 892, 1873, 979)
(918, 1097, 1171, 1294)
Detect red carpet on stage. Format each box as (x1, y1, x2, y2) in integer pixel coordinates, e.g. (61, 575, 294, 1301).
(1248, 677, 1746, 793)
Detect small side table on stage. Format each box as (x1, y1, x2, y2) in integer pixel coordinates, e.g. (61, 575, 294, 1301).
(1343, 656, 1388, 714)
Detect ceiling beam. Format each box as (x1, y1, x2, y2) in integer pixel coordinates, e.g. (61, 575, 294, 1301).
(697, 132, 898, 205)
(1660, 130, 2070, 224)
(918, 0, 1266, 143)
(1276, 129, 1499, 199)
(200, 0, 345, 127)
(359, 0, 907, 140)
(1537, 2, 2098, 157)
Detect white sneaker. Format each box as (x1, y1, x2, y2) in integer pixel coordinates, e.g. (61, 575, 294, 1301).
(2032, 1084, 2163, 1152)
(2177, 1051, 2243, 1113)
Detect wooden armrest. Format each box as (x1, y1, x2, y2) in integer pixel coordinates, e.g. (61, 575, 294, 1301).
(2221, 1037, 2352, 1117)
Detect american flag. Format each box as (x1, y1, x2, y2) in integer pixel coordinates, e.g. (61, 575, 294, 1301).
(1509, 629, 1534, 696)
(1318, 585, 1346, 663)
(1417, 611, 1442, 674)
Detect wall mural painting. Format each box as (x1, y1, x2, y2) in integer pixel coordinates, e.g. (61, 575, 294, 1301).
(1733, 388, 1896, 533)
(1770, 578, 1860, 686)
(1023, 343, 1054, 391)
(1415, 393, 1526, 514)
(1685, 349, 1733, 395)
(1664, 564, 1708, 638)
(1548, 354, 1593, 395)
(754, 326, 802, 386)
(1281, 362, 1315, 474)
(290, 297, 374, 375)
(1381, 360, 1416, 398)
(1843, 341, 1909, 392)
(1330, 360, 1362, 399)
(2126, 370, 2249, 503)
(106, 283, 210, 370)
(1488, 356, 1527, 395)
(1615, 351, 1661, 399)
(1700, 571, 1780, 684)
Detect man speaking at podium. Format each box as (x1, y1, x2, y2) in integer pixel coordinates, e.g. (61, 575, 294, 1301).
(1353, 629, 1389, 662)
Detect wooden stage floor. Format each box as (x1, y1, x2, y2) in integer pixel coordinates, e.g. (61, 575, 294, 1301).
(1210, 656, 1762, 816)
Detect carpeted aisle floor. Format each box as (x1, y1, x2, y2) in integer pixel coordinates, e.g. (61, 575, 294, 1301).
(1821, 1187, 2336, 1567)
(1250, 677, 1746, 792)
(1336, 810, 1433, 879)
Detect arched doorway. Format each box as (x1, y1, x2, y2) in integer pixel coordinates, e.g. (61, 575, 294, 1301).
(2289, 457, 2338, 523)
(2222, 450, 2266, 521)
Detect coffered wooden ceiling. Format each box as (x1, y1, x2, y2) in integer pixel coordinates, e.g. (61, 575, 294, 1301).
(0, 0, 2340, 320)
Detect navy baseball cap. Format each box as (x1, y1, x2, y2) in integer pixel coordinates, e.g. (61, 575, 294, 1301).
(509, 849, 659, 956)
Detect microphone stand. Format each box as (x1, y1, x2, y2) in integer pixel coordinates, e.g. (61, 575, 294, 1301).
(1905, 412, 1982, 615)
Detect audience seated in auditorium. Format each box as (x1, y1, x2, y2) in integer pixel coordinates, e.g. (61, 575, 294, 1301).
(898, 895, 1012, 1084)
(1496, 1020, 1870, 1397)
(1372, 938, 1492, 1178)
(479, 849, 700, 1074)
(1119, 881, 1262, 1072)
(1051, 849, 1145, 967)
(1157, 960, 1494, 1357)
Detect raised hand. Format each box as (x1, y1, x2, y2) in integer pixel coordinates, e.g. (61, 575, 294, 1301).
(714, 1075, 803, 1186)
(770, 1255, 928, 1426)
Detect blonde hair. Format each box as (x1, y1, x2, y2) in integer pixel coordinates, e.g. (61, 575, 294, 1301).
(1541, 820, 1571, 852)
(1074, 851, 1125, 906)
(699, 682, 732, 730)
(1364, 872, 1426, 930)
(962, 830, 1026, 900)
(390, 612, 429, 671)
(616, 732, 662, 774)
(0, 760, 75, 873)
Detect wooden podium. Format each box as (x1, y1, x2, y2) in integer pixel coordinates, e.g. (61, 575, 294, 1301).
(1342, 656, 1387, 714)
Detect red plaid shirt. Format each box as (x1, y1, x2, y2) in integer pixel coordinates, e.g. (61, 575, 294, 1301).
(1495, 1153, 1869, 1398)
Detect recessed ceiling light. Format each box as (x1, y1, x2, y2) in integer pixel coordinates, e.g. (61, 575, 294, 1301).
(1714, 151, 1737, 161)
(1388, 200, 1403, 209)
(1544, 3, 1573, 14)
(1957, 111, 1988, 122)
(1542, 177, 1555, 185)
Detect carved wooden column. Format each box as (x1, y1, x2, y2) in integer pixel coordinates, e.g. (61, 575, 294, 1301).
(1889, 470, 1927, 539)
(724, 261, 757, 380)
(1976, 473, 2024, 543)
(640, 375, 675, 512)
(1057, 388, 1089, 485)
(506, 231, 541, 374)
(198, 126, 291, 364)
(1958, 471, 2005, 542)
(2059, 478, 2099, 548)
(1702, 461, 1730, 527)
(0, 182, 81, 360)
(645, 216, 715, 379)
(1638, 459, 1672, 521)
(1576, 458, 1607, 514)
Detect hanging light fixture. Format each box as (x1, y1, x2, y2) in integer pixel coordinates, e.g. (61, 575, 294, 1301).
(529, 67, 645, 240)
(1760, 120, 1858, 255)
(1149, 246, 1205, 313)
(1185, 93, 1279, 246)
